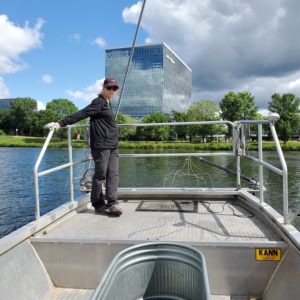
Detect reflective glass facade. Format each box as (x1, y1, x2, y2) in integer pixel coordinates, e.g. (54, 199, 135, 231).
(0, 99, 14, 110)
(0, 98, 37, 110)
(105, 43, 191, 119)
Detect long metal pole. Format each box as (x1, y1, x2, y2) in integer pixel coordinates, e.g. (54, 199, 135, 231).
(241, 124, 245, 155)
(115, 0, 147, 120)
(258, 124, 264, 203)
(234, 124, 241, 189)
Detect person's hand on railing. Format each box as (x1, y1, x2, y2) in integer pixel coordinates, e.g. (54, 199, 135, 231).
(44, 122, 60, 131)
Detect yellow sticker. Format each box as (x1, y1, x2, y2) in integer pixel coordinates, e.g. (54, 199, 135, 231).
(256, 248, 281, 261)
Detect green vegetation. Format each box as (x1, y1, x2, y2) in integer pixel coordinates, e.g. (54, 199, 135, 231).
(119, 141, 233, 151)
(0, 135, 86, 148)
(120, 141, 300, 151)
(137, 113, 171, 141)
(268, 93, 300, 143)
(116, 114, 136, 140)
(220, 91, 257, 121)
(1, 135, 300, 151)
(187, 99, 222, 141)
(0, 92, 299, 145)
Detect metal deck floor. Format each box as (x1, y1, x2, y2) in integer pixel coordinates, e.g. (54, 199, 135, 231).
(45, 288, 93, 300)
(37, 199, 281, 243)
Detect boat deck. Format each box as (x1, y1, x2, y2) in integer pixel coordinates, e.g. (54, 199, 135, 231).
(35, 199, 282, 245)
(29, 196, 286, 299)
(1, 192, 294, 300)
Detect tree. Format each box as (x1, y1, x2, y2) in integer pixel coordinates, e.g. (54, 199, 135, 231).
(9, 98, 37, 135)
(294, 115, 300, 138)
(46, 98, 78, 118)
(254, 112, 267, 120)
(187, 99, 221, 141)
(268, 93, 300, 143)
(170, 110, 188, 140)
(137, 113, 171, 141)
(0, 109, 10, 133)
(116, 113, 136, 140)
(30, 109, 60, 137)
(220, 91, 257, 121)
(220, 91, 257, 138)
(46, 98, 80, 139)
(251, 112, 269, 140)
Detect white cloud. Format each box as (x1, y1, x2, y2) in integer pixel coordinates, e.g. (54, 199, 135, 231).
(123, 0, 300, 109)
(0, 15, 44, 74)
(258, 109, 269, 117)
(69, 33, 80, 43)
(93, 36, 106, 48)
(36, 100, 46, 111)
(67, 79, 104, 102)
(41, 74, 53, 84)
(288, 78, 300, 89)
(122, 1, 142, 24)
(0, 77, 9, 98)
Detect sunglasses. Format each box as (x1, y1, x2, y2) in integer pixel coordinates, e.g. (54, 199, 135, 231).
(106, 86, 118, 91)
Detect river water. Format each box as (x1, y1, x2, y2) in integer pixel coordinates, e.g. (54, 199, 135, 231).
(0, 147, 299, 238)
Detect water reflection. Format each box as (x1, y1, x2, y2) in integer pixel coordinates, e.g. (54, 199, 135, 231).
(0, 147, 299, 238)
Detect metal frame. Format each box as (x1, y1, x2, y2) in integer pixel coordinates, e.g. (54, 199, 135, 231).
(33, 119, 289, 225)
(239, 119, 289, 223)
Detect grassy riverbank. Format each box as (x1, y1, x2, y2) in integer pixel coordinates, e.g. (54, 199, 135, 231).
(0, 135, 86, 148)
(1, 135, 300, 151)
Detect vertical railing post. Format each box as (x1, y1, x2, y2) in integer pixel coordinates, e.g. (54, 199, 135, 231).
(68, 127, 74, 203)
(258, 124, 264, 203)
(233, 123, 241, 189)
(33, 172, 40, 219)
(270, 123, 288, 223)
(241, 124, 246, 155)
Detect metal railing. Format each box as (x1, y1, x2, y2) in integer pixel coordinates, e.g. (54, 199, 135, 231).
(239, 119, 289, 222)
(33, 117, 289, 223)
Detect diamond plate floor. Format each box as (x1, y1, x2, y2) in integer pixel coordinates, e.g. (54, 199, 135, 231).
(37, 200, 281, 243)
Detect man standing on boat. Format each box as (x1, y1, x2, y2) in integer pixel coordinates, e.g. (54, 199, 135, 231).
(47, 77, 122, 216)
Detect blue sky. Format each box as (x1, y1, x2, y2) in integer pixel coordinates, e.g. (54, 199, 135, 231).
(1, 0, 300, 113)
(0, 0, 147, 109)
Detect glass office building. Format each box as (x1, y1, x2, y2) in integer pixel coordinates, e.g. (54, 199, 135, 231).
(0, 99, 15, 110)
(105, 43, 192, 119)
(0, 98, 38, 110)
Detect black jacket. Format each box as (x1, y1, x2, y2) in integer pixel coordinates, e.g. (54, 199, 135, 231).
(59, 95, 118, 149)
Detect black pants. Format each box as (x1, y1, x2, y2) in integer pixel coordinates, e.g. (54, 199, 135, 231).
(90, 148, 119, 208)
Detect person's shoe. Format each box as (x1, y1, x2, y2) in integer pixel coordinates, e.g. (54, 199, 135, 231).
(107, 204, 123, 216)
(94, 204, 110, 214)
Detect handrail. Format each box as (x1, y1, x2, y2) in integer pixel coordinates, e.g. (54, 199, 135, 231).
(239, 119, 289, 223)
(33, 126, 77, 219)
(117, 120, 235, 127)
(33, 129, 54, 219)
(270, 123, 289, 223)
(33, 119, 289, 224)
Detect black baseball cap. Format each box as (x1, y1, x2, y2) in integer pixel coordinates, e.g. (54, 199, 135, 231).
(103, 77, 119, 88)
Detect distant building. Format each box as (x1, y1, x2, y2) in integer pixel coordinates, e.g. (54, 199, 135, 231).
(0, 98, 16, 110)
(105, 43, 192, 119)
(0, 98, 38, 111)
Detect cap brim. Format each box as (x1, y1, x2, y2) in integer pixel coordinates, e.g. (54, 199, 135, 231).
(105, 84, 119, 88)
